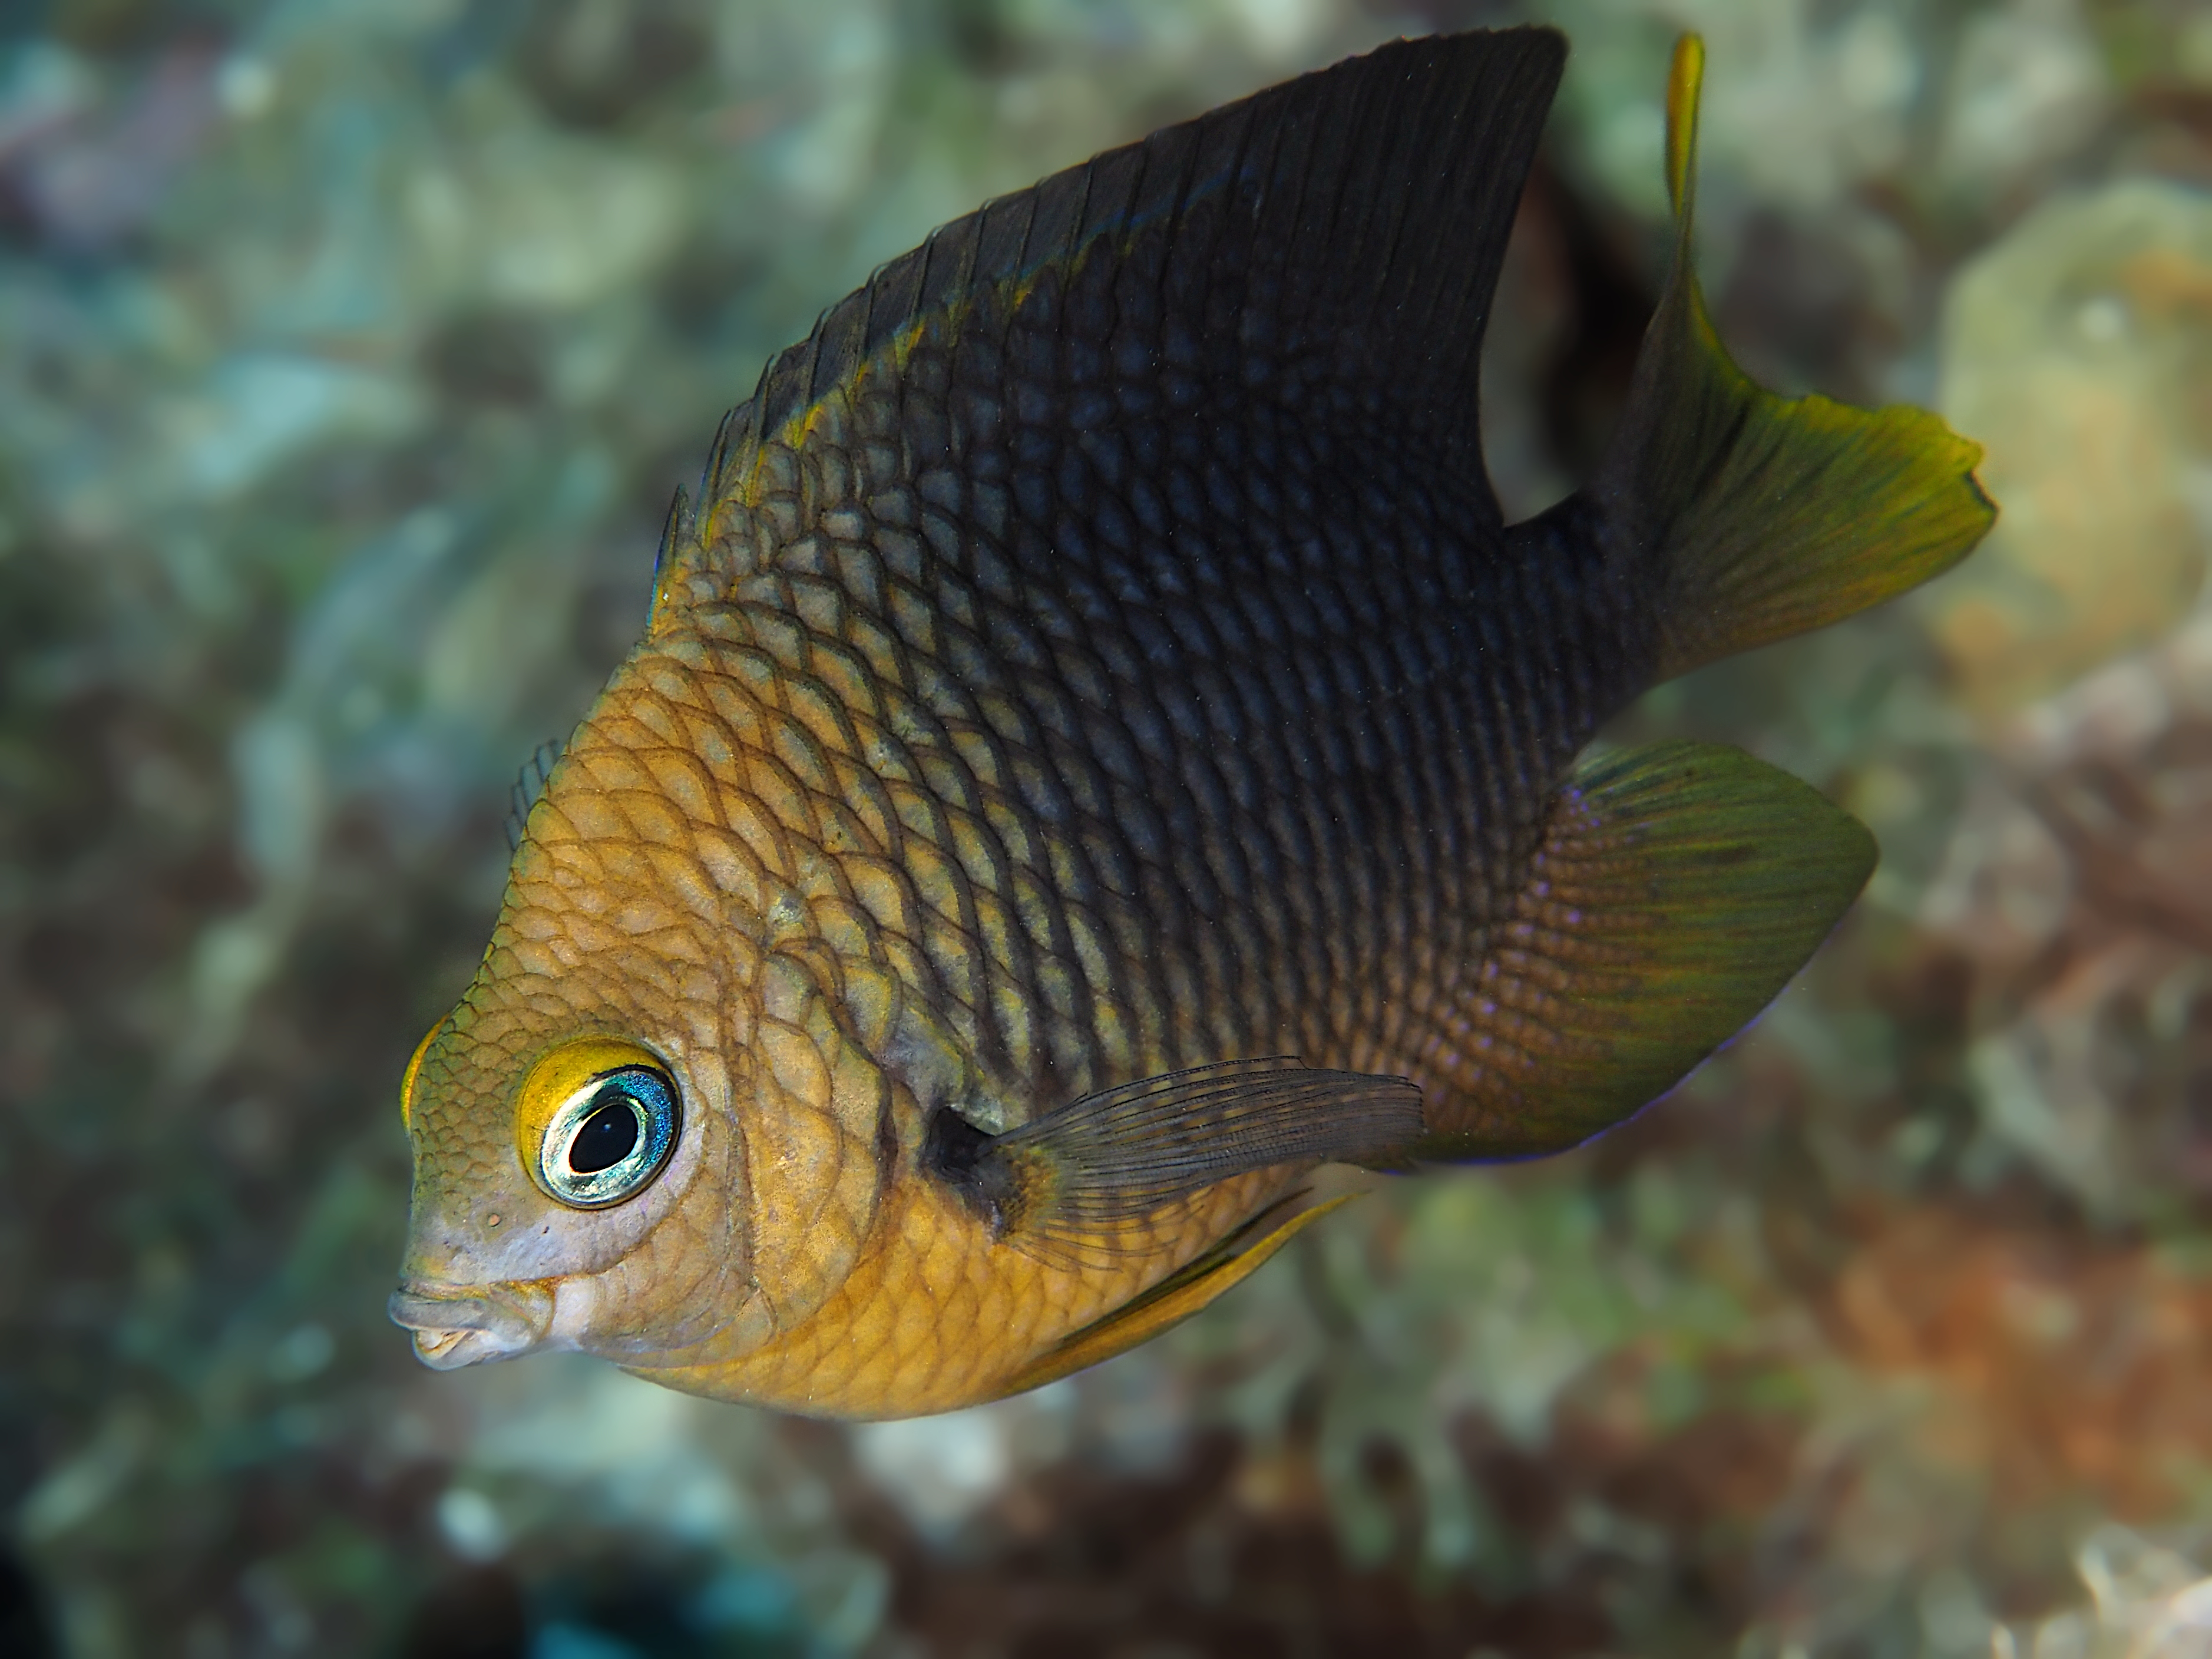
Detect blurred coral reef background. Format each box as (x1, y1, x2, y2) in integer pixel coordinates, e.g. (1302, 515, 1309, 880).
(4, 0, 2212, 1654)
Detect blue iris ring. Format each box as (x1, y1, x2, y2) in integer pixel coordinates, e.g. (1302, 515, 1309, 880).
(537, 1065, 680, 1208)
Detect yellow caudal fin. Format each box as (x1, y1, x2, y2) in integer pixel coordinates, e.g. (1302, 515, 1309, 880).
(989, 1194, 1352, 1400)
(1598, 36, 1995, 681)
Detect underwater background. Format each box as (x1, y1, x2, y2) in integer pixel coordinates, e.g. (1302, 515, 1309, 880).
(3, 0, 2211, 1654)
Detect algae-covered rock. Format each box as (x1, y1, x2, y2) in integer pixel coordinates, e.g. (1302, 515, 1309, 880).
(1929, 181, 2212, 710)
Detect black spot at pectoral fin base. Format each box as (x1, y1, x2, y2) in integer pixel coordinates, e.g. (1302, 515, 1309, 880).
(923, 1106, 1023, 1232)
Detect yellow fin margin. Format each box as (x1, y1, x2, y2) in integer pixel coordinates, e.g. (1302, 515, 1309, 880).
(1608, 32, 1997, 682)
(1665, 33, 1703, 222)
(988, 1194, 1354, 1400)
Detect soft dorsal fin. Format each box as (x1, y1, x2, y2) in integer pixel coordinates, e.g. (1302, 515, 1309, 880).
(694, 28, 1565, 524)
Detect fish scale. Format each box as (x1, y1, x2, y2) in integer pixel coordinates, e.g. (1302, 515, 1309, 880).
(692, 338, 1592, 1119)
(392, 30, 1994, 1417)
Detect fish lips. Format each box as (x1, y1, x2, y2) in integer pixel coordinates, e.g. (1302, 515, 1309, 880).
(388, 1281, 553, 1370)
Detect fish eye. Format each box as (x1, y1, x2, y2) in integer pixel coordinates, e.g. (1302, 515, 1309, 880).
(538, 1066, 678, 1207)
(514, 1039, 682, 1210)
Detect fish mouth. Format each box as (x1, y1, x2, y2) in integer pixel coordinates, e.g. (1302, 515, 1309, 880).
(388, 1281, 552, 1370)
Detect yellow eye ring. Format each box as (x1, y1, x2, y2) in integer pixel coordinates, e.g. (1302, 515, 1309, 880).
(514, 1038, 682, 1209)
(399, 1020, 443, 1132)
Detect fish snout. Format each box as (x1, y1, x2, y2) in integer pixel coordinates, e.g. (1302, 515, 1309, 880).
(388, 1280, 553, 1370)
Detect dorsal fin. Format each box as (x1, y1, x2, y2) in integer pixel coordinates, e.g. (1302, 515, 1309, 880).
(696, 28, 1565, 519)
(504, 739, 565, 852)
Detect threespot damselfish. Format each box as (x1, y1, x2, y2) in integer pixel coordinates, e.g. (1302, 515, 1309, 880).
(391, 29, 1994, 1419)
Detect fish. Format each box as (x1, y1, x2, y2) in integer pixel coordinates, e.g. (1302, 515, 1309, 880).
(389, 28, 1993, 1419)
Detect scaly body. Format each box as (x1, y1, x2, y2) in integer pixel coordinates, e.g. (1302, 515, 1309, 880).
(393, 29, 1992, 1417)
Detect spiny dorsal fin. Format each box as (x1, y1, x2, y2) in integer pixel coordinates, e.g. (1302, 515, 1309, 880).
(926, 1057, 1421, 1258)
(652, 484, 692, 584)
(1416, 741, 1875, 1161)
(505, 739, 565, 852)
(697, 28, 1565, 523)
(1578, 35, 1994, 679)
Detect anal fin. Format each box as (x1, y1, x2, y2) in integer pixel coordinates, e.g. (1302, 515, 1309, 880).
(988, 1193, 1351, 1400)
(1417, 741, 1875, 1160)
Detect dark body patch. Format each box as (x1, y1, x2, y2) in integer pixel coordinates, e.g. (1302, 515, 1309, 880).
(659, 31, 1659, 1140)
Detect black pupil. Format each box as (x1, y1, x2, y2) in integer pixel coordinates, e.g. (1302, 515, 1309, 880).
(569, 1095, 641, 1174)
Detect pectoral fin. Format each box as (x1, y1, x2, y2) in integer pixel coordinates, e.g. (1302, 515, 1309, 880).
(989, 1193, 1351, 1400)
(925, 1057, 1422, 1254)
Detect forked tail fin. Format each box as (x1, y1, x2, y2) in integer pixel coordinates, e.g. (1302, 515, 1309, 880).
(1413, 39, 1993, 1163)
(1596, 36, 1995, 681)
